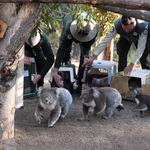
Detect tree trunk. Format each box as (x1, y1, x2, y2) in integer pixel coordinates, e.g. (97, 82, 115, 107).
(1, 0, 150, 13)
(103, 39, 114, 61)
(97, 5, 150, 22)
(0, 78, 16, 139)
(15, 46, 24, 109)
(0, 3, 44, 139)
(1, 1, 150, 22)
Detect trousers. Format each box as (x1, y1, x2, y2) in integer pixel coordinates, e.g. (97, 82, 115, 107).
(116, 37, 150, 72)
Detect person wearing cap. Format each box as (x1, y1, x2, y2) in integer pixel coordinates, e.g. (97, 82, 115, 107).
(24, 31, 54, 87)
(53, 12, 99, 91)
(83, 16, 150, 76)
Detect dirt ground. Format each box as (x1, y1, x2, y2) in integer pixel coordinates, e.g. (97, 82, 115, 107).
(1, 71, 150, 150)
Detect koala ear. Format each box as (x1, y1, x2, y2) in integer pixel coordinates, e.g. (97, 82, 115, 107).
(37, 86, 44, 97)
(81, 84, 89, 94)
(133, 89, 138, 95)
(137, 88, 142, 94)
(134, 98, 140, 105)
(134, 88, 141, 95)
(91, 87, 100, 98)
(82, 84, 89, 90)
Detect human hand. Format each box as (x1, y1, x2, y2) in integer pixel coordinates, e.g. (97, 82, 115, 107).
(123, 63, 134, 76)
(32, 74, 42, 85)
(24, 56, 31, 65)
(53, 73, 63, 87)
(82, 57, 93, 67)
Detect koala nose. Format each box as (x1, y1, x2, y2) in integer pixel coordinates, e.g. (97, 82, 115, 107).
(45, 97, 49, 103)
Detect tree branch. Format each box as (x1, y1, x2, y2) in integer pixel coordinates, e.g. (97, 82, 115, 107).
(0, 0, 150, 11)
(98, 5, 150, 22)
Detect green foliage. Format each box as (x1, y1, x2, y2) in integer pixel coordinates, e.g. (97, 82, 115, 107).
(31, 4, 120, 38)
(16, 3, 121, 42)
(92, 8, 120, 37)
(65, 4, 120, 37)
(70, 10, 92, 33)
(28, 4, 121, 53)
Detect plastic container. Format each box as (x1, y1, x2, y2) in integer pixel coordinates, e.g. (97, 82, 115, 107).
(23, 57, 37, 98)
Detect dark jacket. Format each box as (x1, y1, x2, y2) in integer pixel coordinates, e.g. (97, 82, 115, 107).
(54, 13, 99, 69)
(25, 32, 54, 78)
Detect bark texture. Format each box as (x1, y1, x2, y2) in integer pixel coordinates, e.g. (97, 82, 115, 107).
(0, 79, 16, 139)
(0, 0, 150, 11)
(0, 3, 44, 139)
(0, 3, 44, 92)
(97, 6, 150, 22)
(0, 1, 150, 22)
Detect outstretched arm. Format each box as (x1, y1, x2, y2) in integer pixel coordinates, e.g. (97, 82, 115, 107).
(82, 25, 117, 67)
(53, 31, 73, 87)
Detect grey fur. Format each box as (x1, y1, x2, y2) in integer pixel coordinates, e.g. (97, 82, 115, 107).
(132, 88, 150, 118)
(35, 87, 72, 127)
(77, 84, 124, 121)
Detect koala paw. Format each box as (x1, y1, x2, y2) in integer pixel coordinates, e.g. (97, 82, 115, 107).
(48, 124, 54, 128)
(61, 114, 66, 118)
(48, 121, 55, 128)
(102, 115, 109, 120)
(48, 120, 56, 128)
(36, 115, 43, 124)
(76, 118, 89, 121)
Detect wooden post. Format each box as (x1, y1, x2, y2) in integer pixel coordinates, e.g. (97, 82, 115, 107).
(15, 46, 24, 109)
(0, 3, 44, 139)
(103, 39, 114, 61)
(0, 46, 24, 139)
(97, 38, 114, 61)
(0, 79, 16, 139)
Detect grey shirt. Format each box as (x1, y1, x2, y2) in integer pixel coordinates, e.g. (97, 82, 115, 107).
(93, 17, 148, 64)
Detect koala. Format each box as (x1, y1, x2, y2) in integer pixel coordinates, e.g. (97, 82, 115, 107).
(77, 84, 124, 121)
(35, 87, 72, 127)
(132, 88, 150, 118)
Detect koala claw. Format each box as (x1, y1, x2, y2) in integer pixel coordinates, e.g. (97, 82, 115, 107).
(76, 118, 89, 121)
(48, 123, 54, 128)
(48, 120, 55, 128)
(48, 125, 54, 128)
(102, 115, 109, 120)
(36, 115, 43, 124)
(61, 115, 66, 118)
